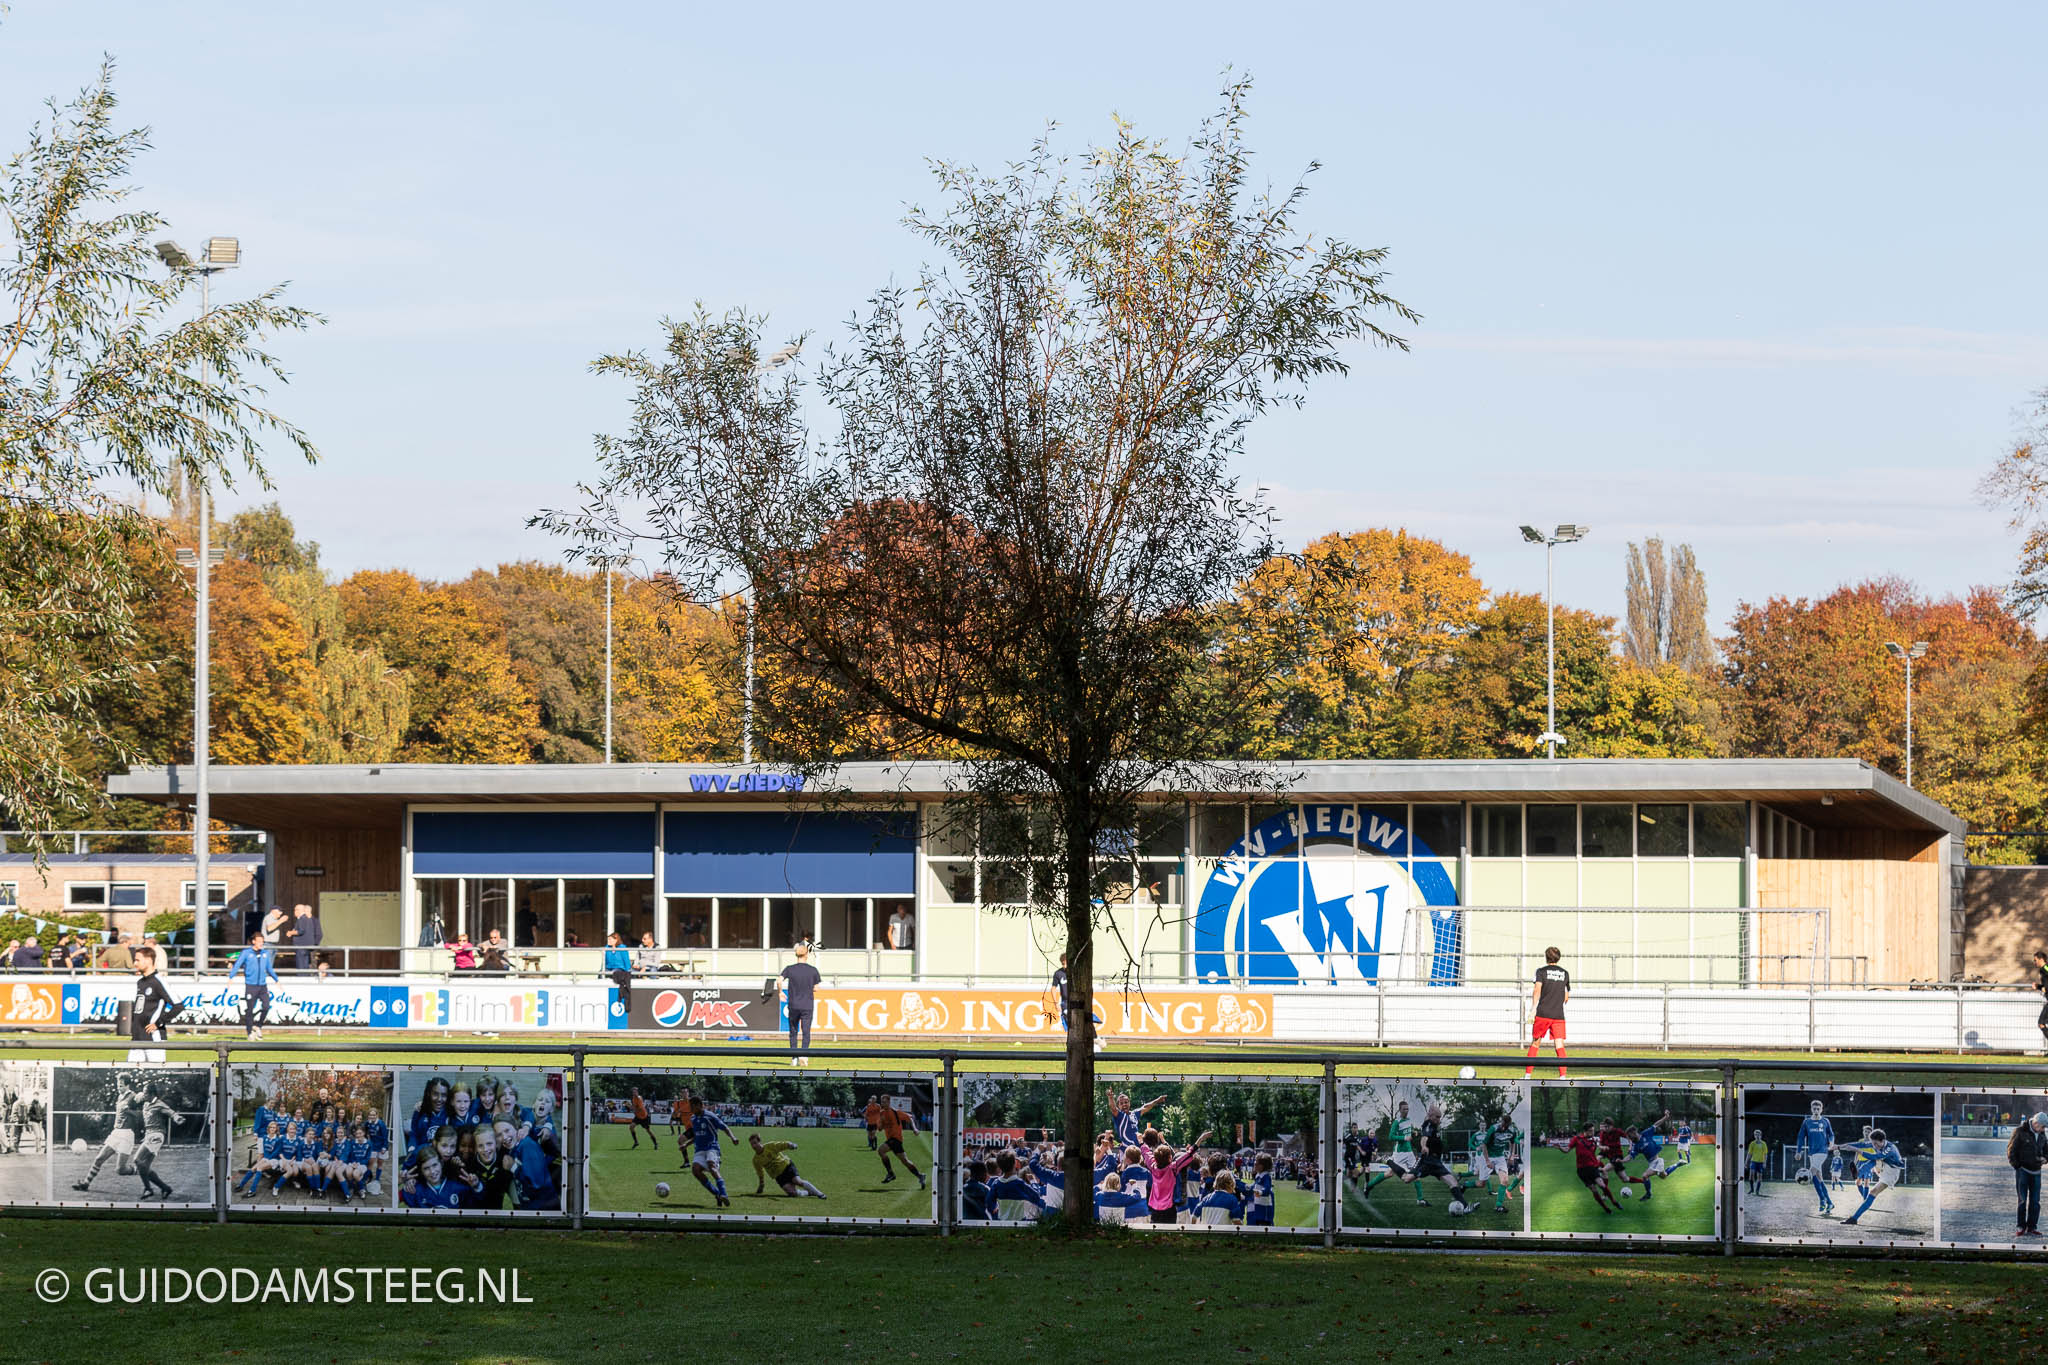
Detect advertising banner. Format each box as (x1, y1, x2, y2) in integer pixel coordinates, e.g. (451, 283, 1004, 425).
(392, 1067, 567, 1215)
(227, 1065, 397, 1212)
(1738, 1086, 1938, 1246)
(1527, 1082, 1719, 1241)
(1338, 1078, 1530, 1237)
(49, 1062, 215, 1209)
(0, 1061, 50, 1206)
(812, 988, 1272, 1039)
(625, 985, 771, 1033)
(584, 1069, 937, 1224)
(0, 982, 62, 1025)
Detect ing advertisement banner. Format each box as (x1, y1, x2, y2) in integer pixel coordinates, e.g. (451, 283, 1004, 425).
(809, 988, 1272, 1039)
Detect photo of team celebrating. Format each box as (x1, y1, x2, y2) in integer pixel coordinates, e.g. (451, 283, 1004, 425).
(957, 1078, 1321, 1230)
(49, 1064, 213, 1207)
(0, 1062, 49, 1205)
(1529, 1084, 1717, 1237)
(393, 1068, 565, 1213)
(1740, 1087, 1935, 1243)
(586, 1071, 936, 1220)
(228, 1067, 393, 1208)
(1338, 1079, 1529, 1233)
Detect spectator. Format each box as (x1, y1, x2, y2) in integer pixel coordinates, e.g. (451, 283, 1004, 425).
(101, 934, 133, 972)
(67, 938, 92, 970)
(603, 932, 633, 1012)
(2010, 1111, 2046, 1238)
(1, 939, 17, 970)
(288, 903, 322, 972)
(635, 930, 660, 975)
(887, 905, 914, 951)
(478, 928, 510, 974)
(779, 940, 821, 1066)
(231, 932, 278, 1042)
(444, 933, 478, 971)
(11, 937, 44, 971)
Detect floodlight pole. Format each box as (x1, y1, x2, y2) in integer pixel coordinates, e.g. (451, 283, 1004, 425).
(194, 263, 213, 974)
(1886, 641, 1928, 787)
(1544, 536, 1557, 760)
(742, 588, 755, 765)
(604, 566, 613, 763)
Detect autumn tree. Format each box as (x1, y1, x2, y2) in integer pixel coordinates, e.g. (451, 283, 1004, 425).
(338, 570, 539, 762)
(0, 64, 318, 841)
(1397, 593, 1629, 757)
(1624, 537, 1713, 673)
(541, 82, 1415, 1232)
(1979, 385, 2048, 615)
(1219, 529, 1485, 758)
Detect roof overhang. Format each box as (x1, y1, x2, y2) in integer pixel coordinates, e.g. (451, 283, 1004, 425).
(106, 758, 1964, 838)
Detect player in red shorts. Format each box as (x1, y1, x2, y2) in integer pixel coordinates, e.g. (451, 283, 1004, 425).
(1527, 946, 1569, 1078)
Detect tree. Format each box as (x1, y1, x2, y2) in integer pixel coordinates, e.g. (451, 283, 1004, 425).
(1397, 593, 1620, 757)
(337, 569, 539, 762)
(541, 82, 1415, 1231)
(0, 64, 318, 842)
(1624, 537, 1713, 673)
(1979, 385, 2048, 616)
(1220, 529, 1485, 758)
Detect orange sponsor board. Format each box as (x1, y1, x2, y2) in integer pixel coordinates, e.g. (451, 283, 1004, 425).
(812, 989, 1271, 1039)
(0, 982, 61, 1025)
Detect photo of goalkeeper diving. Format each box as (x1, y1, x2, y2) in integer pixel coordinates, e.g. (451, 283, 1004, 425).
(1739, 1087, 1935, 1245)
(1529, 1083, 1717, 1238)
(1337, 1079, 1529, 1234)
(585, 1070, 936, 1222)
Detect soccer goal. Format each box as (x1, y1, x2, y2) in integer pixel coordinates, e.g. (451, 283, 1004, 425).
(1396, 904, 1832, 989)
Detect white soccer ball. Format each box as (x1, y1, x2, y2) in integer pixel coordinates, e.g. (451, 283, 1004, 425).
(1794, 1167, 1811, 1183)
(1619, 1185, 1634, 1198)
(654, 1181, 671, 1198)
(1458, 1066, 1477, 1080)
(70, 1138, 87, 1156)
(1448, 1200, 1470, 1216)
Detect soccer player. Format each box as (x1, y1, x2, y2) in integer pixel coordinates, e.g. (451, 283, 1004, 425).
(961, 1160, 994, 1221)
(627, 1088, 658, 1149)
(1794, 1099, 1838, 1216)
(1110, 1091, 1167, 1150)
(134, 1082, 183, 1200)
(1092, 1171, 1147, 1225)
(337, 1124, 372, 1202)
(1246, 1153, 1277, 1226)
(448, 1086, 482, 1134)
(402, 1149, 465, 1209)
(1553, 1124, 1620, 1213)
(749, 1132, 827, 1199)
(1828, 1147, 1845, 1191)
(408, 1077, 453, 1153)
(684, 1097, 736, 1207)
(668, 1090, 691, 1144)
(874, 1097, 927, 1191)
(1360, 1100, 1419, 1198)
(863, 1095, 885, 1150)
(988, 1151, 1050, 1222)
(1599, 1120, 1652, 1201)
(235, 1119, 289, 1195)
(72, 1079, 146, 1193)
(130, 946, 182, 1044)
(1745, 1129, 1769, 1196)
(1526, 946, 1569, 1078)
(1631, 1119, 1676, 1185)
(1479, 1113, 1525, 1212)
(1673, 1118, 1694, 1168)
(1839, 1128, 1906, 1226)
(1191, 1171, 1246, 1226)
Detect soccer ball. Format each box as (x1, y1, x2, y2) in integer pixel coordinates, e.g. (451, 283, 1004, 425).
(1448, 1200, 1471, 1216)
(70, 1138, 87, 1156)
(1794, 1167, 1811, 1183)
(1458, 1066, 1477, 1080)
(1619, 1185, 1634, 1198)
(654, 1181, 671, 1198)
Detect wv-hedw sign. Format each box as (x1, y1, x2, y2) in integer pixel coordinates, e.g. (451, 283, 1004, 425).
(1194, 803, 1460, 986)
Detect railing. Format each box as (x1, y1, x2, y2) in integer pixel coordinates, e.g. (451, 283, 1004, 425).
(0, 827, 268, 855)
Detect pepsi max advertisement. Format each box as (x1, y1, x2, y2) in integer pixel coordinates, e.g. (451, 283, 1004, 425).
(626, 985, 769, 1033)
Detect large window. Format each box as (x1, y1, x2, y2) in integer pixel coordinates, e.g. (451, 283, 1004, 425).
(180, 881, 228, 909)
(66, 882, 145, 910)
(1472, 805, 1522, 858)
(613, 880, 656, 943)
(1525, 805, 1576, 857)
(1581, 805, 1633, 858)
(1636, 804, 1689, 857)
(718, 899, 762, 949)
(666, 897, 711, 948)
(562, 879, 608, 947)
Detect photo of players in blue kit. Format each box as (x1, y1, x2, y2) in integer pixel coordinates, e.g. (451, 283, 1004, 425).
(394, 1068, 564, 1213)
(228, 1066, 393, 1208)
(1740, 1087, 1935, 1244)
(1529, 1084, 1716, 1238)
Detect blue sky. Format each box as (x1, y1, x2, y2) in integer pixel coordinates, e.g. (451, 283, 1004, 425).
(6, 1, 2045, 629)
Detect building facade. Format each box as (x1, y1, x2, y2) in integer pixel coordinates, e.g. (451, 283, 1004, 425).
(107, 758, 1965, 987)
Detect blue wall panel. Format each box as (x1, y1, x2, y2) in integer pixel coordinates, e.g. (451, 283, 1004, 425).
(663, 811, 915, 895)
(413, 810, 656, 877)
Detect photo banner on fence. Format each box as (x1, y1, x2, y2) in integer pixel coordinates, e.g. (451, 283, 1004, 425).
(227, 1064, 397, 1212)
(1738, 1086, 1938, 1247)
(392, 1067, 567, 1214)
(1526, 1082, 1718, 1241)
(583, 1068, 938, 1223)
(1338, 1078, 1531, 1237)
(49, 1062, 215, 1209)
(1939, 1088, 2048, 1250)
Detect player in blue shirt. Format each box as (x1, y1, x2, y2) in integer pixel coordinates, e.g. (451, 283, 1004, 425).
(960, 1160, 994, 1221)
(1027, 1149, 1066, 1212)
(1839, 1129, 1906, 1226)
(1246, 1153, 1277, 1226)
(337, 1126, 372, 1202)
(685, 1097, 736, 1208)
(409, 1077, 452, 1153)
(1092, 1172, 1148, 1225)
(1110, 1092, 1166, 1150)
(1116, 1145, 1151, 1203)
(235, 1120, 287, 1195)
(1795, 1100, 1838, 1214)
(988, 1152, 1049, 1222)
(1191, 1172, 1246, 1226)
(1673, 1120, 1694, 1167)
(273, 1122, 308, 1195)
(402, 1148, 464, 1210)
(1631, 1118, 1676, 1182)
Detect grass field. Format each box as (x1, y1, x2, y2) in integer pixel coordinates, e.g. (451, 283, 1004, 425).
(0, 1218, 2042, 1363)
(1527, 1145, 1715, 1236)
(587, 1120, 936, 1217)
(1341, 1158, 1525, 1233)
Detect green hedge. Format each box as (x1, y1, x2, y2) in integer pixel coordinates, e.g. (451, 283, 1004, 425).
(144, 910, 195, 942)
(0, 910, 116, 956)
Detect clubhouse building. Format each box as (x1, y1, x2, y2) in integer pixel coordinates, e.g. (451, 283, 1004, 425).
(106, 758, 1968, 990)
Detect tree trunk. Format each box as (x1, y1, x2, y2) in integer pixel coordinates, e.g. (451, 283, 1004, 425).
(1062, 819, 1097, 1235)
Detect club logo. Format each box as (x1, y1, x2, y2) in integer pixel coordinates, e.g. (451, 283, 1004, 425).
(1193, 803, 1460, 986)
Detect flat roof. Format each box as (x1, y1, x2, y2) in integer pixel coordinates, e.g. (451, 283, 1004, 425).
(107, 758, 1964, 836)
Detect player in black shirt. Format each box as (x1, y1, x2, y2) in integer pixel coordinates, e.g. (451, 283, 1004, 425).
(1526, 946, 1569, 1079)
(2033, 949, 2047, 1052)
(779, 940, 822, 1067)
(131, 947, 182, 1043)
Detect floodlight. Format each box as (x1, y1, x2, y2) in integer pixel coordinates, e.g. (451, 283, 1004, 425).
(1909, 641, 1929, 659)
(1554, 524, 1589, 542)
(1519, 525, 1544, 543)
(203, 236, 241, 267)
(154, 240, 193, 269)
(1885, 641, 1904, 659)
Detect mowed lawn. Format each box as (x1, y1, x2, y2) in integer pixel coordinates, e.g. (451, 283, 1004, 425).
(586, 1120, 936, 1218)
(0, 1218, 2042, 1364)
(1527, 1145, 1716, 1236)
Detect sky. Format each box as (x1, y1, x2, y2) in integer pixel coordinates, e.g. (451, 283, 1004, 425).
(5, 1, 2046, 630)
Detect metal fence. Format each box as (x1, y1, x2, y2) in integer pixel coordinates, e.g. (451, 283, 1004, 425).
(0, 1038, 2043, 1257)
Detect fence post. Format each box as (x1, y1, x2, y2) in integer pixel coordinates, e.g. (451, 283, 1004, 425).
(570, 1044, 585, 1230)
(1661, 984, 1671, 1052)
(215, 1038, 232, 1225)
(1720, 1061, 1738, 1258)
(1807, 981, 1817, 1052)
(1956, 988, 1966, 1055)
(1321, 1058, 1337, 1249)
(1375, 983, 1386, 1048)
(939, 1052, 956, 1237)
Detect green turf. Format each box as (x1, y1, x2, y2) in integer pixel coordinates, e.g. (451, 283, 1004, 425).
(3, 1218, 2045, 1363)
(586, 1120, 935, 1217)
(1527, 1145, 1716, 1236)
(1341, 1159, 1525, 1232)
